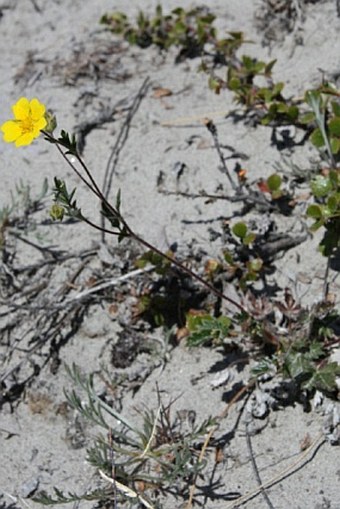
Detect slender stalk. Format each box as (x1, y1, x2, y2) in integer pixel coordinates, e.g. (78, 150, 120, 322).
(47, 134, 247, 314)
(43, 131, 102, 200)
(80, 215, 121, 237)
(125, 225, 246, 313)
(205, 120, 238, 191)
(305, 93, 337, 169)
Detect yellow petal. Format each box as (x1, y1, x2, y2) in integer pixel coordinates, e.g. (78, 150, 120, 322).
(31, 118, 47, 139)
(15, 132, 35, 147)
(12, 97, 30, 120)
(1, 120, 21, 142)
(30, 98, 46, 120)
(35, 116, 47, 130)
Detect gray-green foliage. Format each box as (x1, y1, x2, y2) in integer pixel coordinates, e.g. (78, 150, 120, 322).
(34, 363, 215, 506)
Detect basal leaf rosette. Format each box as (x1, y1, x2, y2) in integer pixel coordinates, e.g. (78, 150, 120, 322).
(1, 97, 47, 147)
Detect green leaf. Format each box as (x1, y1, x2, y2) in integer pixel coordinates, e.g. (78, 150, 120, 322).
(232, 221, 247, 239)
(264, 59, 277, 75)
(208, 76, 221, 94)
(287, 105, 299, 120)
(33, 486, 106, 505)
(52, 178, 80, 217)
(299, 111, 315, 124)
(259, 87, 273, 104)
(135, 250, 170, 272)
(247, 258, 263, 272)
(229, 31, 244, 40)
(267, 173, 282, 192)
(253, 61, 266, 74)
(306, 341, 325, 361)
(322, 205, 333, 219)
(303, 362, 340, 392)
(228, 76, 241, 91)
(327, 194, 338, 214)
(186, 314, 231, 347)
(306, 204, 323, 219)
(310, 175, 332, 198)
(223, 251, 234, 264)
(58, 130, 77, 155)
(331, 100, 340, 117)
(329, 169, 339, 187)
(251, 358, 277, 378)
(276, 102, 288, 113)
(328, 117, 340, 136)
(242, 55, 253, 70)
(285, 352, 314, 379)
(172, 7, 184, 15)
(272, 82, 284, 96)
(310, 128, 324, 148)
(174, 20, 186, 33)
(330, 137, 340, 154)
(243, 232, 256, 246)
(305, 90, 322, 109)
(261, 114, 272, 126)
(271, 189, 283, 200)
(310, 218, 325, 231)
(156, 4, 163, 17)
(101, 201, 120, 229)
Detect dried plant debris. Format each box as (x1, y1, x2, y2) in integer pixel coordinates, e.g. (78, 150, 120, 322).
(0, 183, 145, 407)
(14, 36, 131, 88)
(254, 0, 327, 47)
(111, 327, 147, 368)
(12, 50, 49, 89)
(52, 36, 132, 86)
(0, 186, 181, 408)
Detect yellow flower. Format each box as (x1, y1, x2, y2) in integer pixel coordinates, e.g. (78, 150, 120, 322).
(1, 97, 47, 147)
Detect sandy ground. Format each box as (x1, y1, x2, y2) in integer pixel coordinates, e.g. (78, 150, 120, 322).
(1, 1, 340, 508)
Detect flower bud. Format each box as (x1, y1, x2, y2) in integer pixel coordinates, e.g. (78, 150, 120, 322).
(44, 110, 57, 134)
(50, 204, 65, 221)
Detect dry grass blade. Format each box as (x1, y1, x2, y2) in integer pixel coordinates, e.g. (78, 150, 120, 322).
(98, 470, 155, 509)
(61, 266, 154, 308)
(185, 383, 254, 509)
(224, 433, 325, 509)
(245, 422, 275, 509)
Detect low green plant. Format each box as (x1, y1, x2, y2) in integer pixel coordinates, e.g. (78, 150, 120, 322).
(103, 5, 300, 126)
(305, 87, 340, 160)
(2, 8, 340, 506)
(31, 102, 338, 403)
(249, 300, 340, 395)
(304, 90, 340, 258)
(100, 3, 340, 147)
(186, 285, 340, 399)
(186, 313, 232, 347)
(101, 5, 219, 60)
(223, 221, 264, 292)
(34, 364, 215, 506)
(307, 169, 340, 256)
(0, 95, 249, 506)
(0, 178, 48, 248)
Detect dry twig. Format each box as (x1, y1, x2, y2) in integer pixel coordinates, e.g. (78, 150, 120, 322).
(224, 433, 325, 509)
(245, 422, 275, 509)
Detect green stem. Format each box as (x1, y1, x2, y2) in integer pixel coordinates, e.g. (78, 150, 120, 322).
(79, 214, 121, 237)
(125, 224, 246, 313)
(47, 134, 247, 314)
(43, 131, 102, 200)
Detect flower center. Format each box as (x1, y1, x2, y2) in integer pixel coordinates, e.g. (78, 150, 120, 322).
(20, 114, 34, 134)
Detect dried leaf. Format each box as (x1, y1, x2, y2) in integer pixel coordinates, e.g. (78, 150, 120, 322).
(152, 87, 173, 99)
